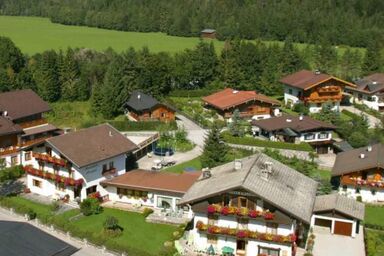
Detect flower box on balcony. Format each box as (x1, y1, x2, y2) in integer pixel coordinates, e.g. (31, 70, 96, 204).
(23, 165, 84, 187)
(195, 221, 295, 244)
(207, 204, 275, 220)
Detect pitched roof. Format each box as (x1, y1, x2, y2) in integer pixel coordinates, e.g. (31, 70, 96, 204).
(353, 73, 384, 94)
(0, 221, 78, 256)
(202, 88, 280, 111)
(280, 70, 356, 90)
(314, 194, 365, 220)
(21, 123, 59, 137)
(180, 153, 318, 223)
(46, 124, 138, 168)
(124, 91, 160, 112)
(0, 89, 51, 121)
(0, 116, 23, 136)
(101, 169, 201, 194)
(332, 143, 384, 176)
(251, 114, 336, 133)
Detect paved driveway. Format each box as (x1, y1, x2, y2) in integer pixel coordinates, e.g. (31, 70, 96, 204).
(312, 226, 365, 256)
(340, 106, 381, 128)
(176, 114, 207, 148)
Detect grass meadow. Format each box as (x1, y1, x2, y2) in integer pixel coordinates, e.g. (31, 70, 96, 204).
(0, 16, 363, 56)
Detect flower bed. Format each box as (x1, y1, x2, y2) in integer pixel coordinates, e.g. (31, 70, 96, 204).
(207, 204, 275, 220)
(196, 221, 295, 244)
(23, 165, 84, 187)
(32, 152, 66, 166)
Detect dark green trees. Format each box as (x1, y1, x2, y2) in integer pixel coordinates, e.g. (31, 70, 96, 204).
(201, 122, 229, 168)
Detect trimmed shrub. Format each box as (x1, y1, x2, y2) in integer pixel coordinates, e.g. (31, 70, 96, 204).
(103, 216, 119, 230)
(27, 209, 37, 220)
(0, 165, 24, 182)
(80, 198, 102, 216)
(50, 200, 61, 212)
(142, 208, 154, 218)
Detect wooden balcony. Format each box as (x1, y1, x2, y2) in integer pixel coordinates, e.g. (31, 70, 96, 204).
(318, 86, 341, 93)
(341, 175, 384, 189)
(23, 165, 83, 187)
(19, 118, 47, 129)
(0, 146, 19, 156)
(20, 135, 52, 148)
(32, 152, 66, 166)
(102, 168, 117, 177)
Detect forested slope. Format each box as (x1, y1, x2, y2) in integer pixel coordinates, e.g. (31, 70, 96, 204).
(0, 0, 383, 47)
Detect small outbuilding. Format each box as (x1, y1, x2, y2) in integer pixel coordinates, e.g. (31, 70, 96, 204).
(123, 91, 175, 122)
(201, 29, 217, 39)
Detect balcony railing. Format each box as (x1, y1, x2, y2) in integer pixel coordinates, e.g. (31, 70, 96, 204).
(102, 168, 117, 177)
(207, 204, 275, 220)
(0, 146, 18, 156)
(20, 135, 53, 148)
(18, 118, 47, 129)
(318, 86, 341, 93)
(32, 152, 66, 166)
(23, 165, 84, 187)
(341, 175, 384, 189)
(196, 221, 295, 244)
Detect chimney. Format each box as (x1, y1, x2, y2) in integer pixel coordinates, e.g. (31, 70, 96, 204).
(261, 161, 273, 181)
(234, 160, 242, 171)
(202, 168, 211, 179)
(315, 69, 321, 75)
(109, 131, 113, 137)
(286, 118, 292, 123)
(360, 153, 365, 159)
(299, 114, 304, 121)
(367, 145, 372, 152)
(137, 94, 141, 100)
(233, 90, 239, 94)
(372, 81, 378, 85)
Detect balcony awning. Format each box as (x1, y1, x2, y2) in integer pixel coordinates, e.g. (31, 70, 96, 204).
(22, 124, 58, 137)
(280, 128, 298, 137)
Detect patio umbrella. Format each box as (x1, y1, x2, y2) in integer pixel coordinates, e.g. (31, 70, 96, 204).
(221, 246, 234, 255)
(207, 244, 215, 255)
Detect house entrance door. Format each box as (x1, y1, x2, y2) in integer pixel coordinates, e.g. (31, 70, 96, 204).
(74, 185, 82, 199)
(236, 240, 246, 255)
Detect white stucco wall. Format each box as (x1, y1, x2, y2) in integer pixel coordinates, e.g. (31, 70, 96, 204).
(192, 212, 294, 256)
(284, 86, 302, 106)
(310, 214, 357, 237)
(339, 186, 384, 203)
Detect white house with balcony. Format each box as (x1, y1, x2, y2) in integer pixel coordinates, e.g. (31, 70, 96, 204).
(344, 73, 384, 111)
(179, 154, 319, 256)
(251, 115, 336, 154)
(24, 124, 137, 202)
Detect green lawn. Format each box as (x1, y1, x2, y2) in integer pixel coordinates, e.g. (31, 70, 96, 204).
(365, 205, 384, 227)
(0, 16, 364, 55)
(0, 196, 178, 255)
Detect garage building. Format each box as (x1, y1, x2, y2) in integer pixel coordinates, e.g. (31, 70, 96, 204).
(311, 194, 365, 237)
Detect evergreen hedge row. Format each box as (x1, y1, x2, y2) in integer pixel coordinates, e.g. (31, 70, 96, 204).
(168, 89, 217, 97)
(107, 120, 177, 131)
(221, 131, 313, 152)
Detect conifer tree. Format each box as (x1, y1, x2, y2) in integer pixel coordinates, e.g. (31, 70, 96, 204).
(34, 50, 60, 102)
(201, 122, 229, 168)
(363, 38, 383, 74)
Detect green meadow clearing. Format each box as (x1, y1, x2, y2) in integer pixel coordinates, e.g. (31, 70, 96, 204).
(0, 15, 363, 55)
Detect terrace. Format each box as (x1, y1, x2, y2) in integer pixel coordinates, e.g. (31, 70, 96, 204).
(341, 175, 384, 189)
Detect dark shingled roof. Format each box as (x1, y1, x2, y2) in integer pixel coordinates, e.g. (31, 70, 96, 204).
(280, 70, 356, 90)
(332, 143, 384, 176)
(0, 221, 78, 256)
(351, 73, 384, 94)
(314, 194, 365, 220)
(0, 89, 51, 121)
(124, 91, 159, 111)
(0, 116, 23, 136)
(47, 124, 138, 168)
(101, 169, 201, 195)
(251, 114, 336, 133)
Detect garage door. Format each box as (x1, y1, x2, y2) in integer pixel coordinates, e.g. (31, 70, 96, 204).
(314, 218, 332, 229)
(334, 221, 352, 236)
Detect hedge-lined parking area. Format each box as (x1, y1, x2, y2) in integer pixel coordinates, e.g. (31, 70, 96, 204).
(221, 131, 313, 151)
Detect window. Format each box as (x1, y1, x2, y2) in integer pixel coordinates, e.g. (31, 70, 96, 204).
(208, 215, 218, 226)
(24, 151, 32, 161)
(288, 89, 293, 94)
(109, 161, 114, 169)
(342, 185, 347, 192)
(45, 147, 52, 156)
(222, 194, 230, 206)
(32, 179, 42, 188)
(239, 197, 247, 208)
(238, 218, 249, 230)
(266, 222, 278, 235)
(11, 156, 18, 165)
(355, 187, 360, 193)
(318, 133, 328, 139)
(304, 133, 315, 140)
(207, 234, 217, 245)
(102, 164, 108, 171)
(371, 189, 377, 195)
(157, 196, 173, 209)
(258, 246, 280, 256)
(56, 182, 65, 191)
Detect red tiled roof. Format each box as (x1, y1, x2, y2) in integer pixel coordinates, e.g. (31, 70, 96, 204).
(101, 169, 201, 194)
(280, 70, 356, 90)
(202, 88, 279, 110)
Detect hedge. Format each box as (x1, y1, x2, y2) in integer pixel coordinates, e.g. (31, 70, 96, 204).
(168, 89, 217, 97)
(341, 109, 362, 120)
(107, 120, 177, 131)
(222, 131, 313, 151)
